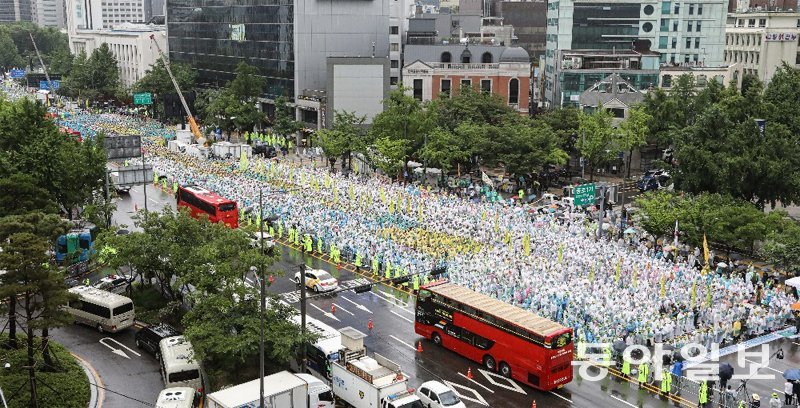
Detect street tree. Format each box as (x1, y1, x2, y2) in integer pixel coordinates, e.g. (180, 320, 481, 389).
(418, 126, 468, 184)
(760, 222, 800, 276)
(0, 174, 58, 216)
(763, 62, 800, 137)
(617, 106, 651, 178)
(133, 57, 197, 118)
(488, 117, 568, 182)
(370, 88, 434, 178)
(577, 109, 616, 181)
(272, 95, 302, 142)
(0, 31, 23, 70)
(0, 98, 106, 218)
(316, 110, 366, 172)
(429, 85, 515, 131)
(372, 137, 409, 178)
(538, 107, 580, 152)
(61, 44, 120, 99)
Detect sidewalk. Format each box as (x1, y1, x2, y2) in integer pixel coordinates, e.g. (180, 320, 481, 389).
(71, 352, 104, 408)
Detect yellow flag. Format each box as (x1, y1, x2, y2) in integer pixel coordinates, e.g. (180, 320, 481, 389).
(418, 203, 423, 222)
(632, 265, 637, 287)
(388, 199, 395, 213)
(660, 274, 666, 297)
(690, 280, 697, 308)
(238, 150, 249, 171)
(557, 244, 564, 263)
(354, 161, 359, 174)
(615, 259, 622, 284)
(523, 233, 530, 257)
(349, 185, 354, 201)
(703, 234, 710, 267)
(333, 186, 339, 203)
(481, 211, 486, 221)
(504, 231, 511, 245)
(588, 264, 595, 282)
(380, 188, 386, 204)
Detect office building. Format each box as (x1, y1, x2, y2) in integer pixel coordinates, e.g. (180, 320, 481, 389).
(166, 0, 390, 130)
(33, 0, 66, 27)
(724, 11, 800, 83)
(495, 1, 547, 62)
(403, 44, 531, 114)
(69, 23, 166, 86)
(0, 0, 33, 22)
(66, 0, 146, 31)
(660, 63, 743, 89)
(544, 0, 727, 107)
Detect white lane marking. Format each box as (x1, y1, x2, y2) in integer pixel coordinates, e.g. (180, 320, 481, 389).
(370, 291, 414, 315)
(477, 368, 527, 395)
(389, 335, 417, 352)
(744, 358, 783, 374)
(390, 310, 414, 324)
(99, 337, 140, 359)
(331, 303, 354, 316)
(610, 395, 637, 408)
(457, 372, 495, 393)
(442, 381, 489, 406)
(549, 391, 573, 403)
(340, 296, 373, 314)
(379, 290, 411, 308)
(310, 304, 340, 322)
(148, 198, 158, 204)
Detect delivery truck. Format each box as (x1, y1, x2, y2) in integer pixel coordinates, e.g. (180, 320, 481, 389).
(331, 327, 423, 408)
(205, 371, 333, 408)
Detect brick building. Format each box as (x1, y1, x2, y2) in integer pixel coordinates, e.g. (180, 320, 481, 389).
(402, 45, 531, 114)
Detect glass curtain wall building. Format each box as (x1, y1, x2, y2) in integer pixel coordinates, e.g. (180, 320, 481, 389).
(166, 0, 294, 99)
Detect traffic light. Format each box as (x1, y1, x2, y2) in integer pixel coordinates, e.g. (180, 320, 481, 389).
(391, 276, 410, 286)
(430, 267, 447, 277)
(353, 284, 372, 294)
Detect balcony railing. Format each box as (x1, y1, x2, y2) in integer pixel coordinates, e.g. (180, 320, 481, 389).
(431, 62, 501, 70)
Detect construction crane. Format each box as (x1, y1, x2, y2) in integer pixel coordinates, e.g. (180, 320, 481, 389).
(29, 33, 56, 105)
(149, 34, 206, 145)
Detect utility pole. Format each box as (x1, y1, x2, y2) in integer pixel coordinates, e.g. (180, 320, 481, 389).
(258, 190, 266, 408)
(299, 263, 307, 373)
(596, 183, 606, 240)
(141, 144, 149, 219)
(104, 169, 111, 228)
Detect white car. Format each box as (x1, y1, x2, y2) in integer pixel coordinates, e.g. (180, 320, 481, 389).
(293, 269, 339, 293)
(93, 275, 132, 294)
(250, 231, 275, 249)
(415, 381, 465, 408)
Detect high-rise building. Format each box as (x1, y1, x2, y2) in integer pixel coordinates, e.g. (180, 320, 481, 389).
(544, 0, 727, 107)
(166, 0, 391, 130)
(66, 0, 146, 31)
(33, 0, 66, 27)
(495, 1, 547, 62)
(0, 0, 33, 22)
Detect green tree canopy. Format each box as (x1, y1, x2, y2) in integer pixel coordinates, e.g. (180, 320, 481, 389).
(577, 109, 616, 181)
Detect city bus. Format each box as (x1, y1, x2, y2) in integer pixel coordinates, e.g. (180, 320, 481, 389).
(159, 336, 202, 391)
(66, 286, 135, 333)
(415, 282, 574, 391)
(287, 305, 343, 381)
(176, 185, 238, 228)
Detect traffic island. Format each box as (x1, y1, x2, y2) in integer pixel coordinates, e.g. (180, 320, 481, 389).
(0, 334, 90, 408)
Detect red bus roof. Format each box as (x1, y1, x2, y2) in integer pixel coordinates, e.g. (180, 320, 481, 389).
(181, 185, 235, 205)
(424, 282, 568, 338)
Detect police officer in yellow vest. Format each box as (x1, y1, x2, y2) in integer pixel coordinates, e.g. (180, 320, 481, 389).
(602, 345, 612, 366)
(660, 368, 671, 395)
(354, 252, 362, 271)
(329, 243, 337, 261)
(621, 357, 631, 376)
(371, 257, 379, 276)
(303, 234, 312, 253)
(638, 361, 649, 385)
(288, 226, 295, 243)
(277, 223, 283, 239)
(294, 227, 301, 246)
(698, 379, 708, 407)
(385, 260, 392, 279)
(317, 237, 323, 253)
(412, 274, 420, 292)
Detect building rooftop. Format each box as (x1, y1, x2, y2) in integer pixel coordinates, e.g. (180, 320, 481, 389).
(499, 46, 530, 62)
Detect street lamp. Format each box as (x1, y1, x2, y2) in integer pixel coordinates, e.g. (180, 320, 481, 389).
(1, 362, 10, 408)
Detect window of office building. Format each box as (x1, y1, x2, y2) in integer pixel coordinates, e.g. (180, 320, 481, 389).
(759, 18, 766, 27)
(688, 3, 694, 14)
(674, 3, 680, 14)
(482, 52, 493, 63)
(673, 21, 678, 31)
(697, 4, 703, 14)
(748, 18, 755, 26)
(687, 21, 693, 32)
(391, 60, 399, 68)
(659, 36, 669, 48)
(480, 79, 491, 93)
(672, 37, 677, 48)
(508, 78, 519, 104)
(390, 76, 398, 85)
(662, 1, 671, 13)
(441, 79, 451, 96)
(696, 21, 701, 32)
(441, 52, 452, 63)
(390, 26, 399, 35)
(413, 79, 423, 100)
(391, 43, 399, 52)
(695, 38, 700, 48)
(461, 79, 471, 88)
(686, 38, 691, 48)
(661, 18, 669, 31)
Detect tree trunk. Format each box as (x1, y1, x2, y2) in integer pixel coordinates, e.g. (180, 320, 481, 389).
(41, 327, 53, 371)
(589, 163, 595, 182)
(25, 295, 38, 408)
(626, 149, 633, 179)
(8, 296, 17, 349)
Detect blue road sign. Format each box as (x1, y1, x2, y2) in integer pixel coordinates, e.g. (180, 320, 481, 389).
(39, 80, 60, 90)
(9, 69, 25, 79)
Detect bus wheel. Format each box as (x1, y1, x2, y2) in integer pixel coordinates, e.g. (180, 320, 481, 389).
(483, 355, 496, 371)
(499, 362, 511, 378)
(432, 332, 442, 346)
(96, 324, 104, 334)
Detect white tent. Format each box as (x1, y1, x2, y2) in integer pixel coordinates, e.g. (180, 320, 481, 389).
(785, 276, 800, 289)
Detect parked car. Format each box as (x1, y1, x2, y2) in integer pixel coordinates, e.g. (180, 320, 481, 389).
(293, 268, 339, 293)
(93, 275, 133, 294)
(637, 169, 670, 192)
(415, 381, 466, 408)
(250, 231, 276, 249)
(135, 324, 181, 359)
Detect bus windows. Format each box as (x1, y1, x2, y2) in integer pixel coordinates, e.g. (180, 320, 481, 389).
(218, 203, 236, 212)
(169, 369, 200, 384)
(82, 301, 111, 319)
(113, 302, 134, 317)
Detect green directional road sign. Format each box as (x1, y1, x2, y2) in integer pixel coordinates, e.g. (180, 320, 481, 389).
(573, 183, 596, 207)
(133, 92, 153, 105)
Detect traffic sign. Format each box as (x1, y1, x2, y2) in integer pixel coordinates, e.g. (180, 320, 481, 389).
(39, 80, 60, 90)
(133, 92, 153, 105)
(9, 69, 25, 78)
(573, 183, 596, 207)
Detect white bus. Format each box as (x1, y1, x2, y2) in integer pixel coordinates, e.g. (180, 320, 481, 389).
(159, 336, 202, 391)
(154, 387, 197, 408)
(288, 310, 343, 382)
(66, 286, 135, 333)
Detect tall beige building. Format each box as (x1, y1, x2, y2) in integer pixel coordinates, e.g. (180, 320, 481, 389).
(724, 11, 800, 83)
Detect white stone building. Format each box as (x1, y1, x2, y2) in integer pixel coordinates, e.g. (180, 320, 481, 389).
(724, 11, 800, 83)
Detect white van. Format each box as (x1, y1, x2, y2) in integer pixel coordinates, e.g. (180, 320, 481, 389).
(66, 286, 135, 333)
(155, 387, 197, 408)
(159, 336, 202, 391)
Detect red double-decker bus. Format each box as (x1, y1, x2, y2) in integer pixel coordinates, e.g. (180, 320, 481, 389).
(415, 282, 573, 391)
(177, 185, 239, 228)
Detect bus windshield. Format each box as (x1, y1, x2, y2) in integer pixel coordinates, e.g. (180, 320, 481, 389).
(219, 203, 236, 212)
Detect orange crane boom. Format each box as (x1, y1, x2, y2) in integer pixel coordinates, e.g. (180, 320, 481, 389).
(149, 34, 205, 145)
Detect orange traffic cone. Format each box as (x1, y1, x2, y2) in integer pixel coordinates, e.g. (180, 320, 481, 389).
(337, 263, 342, 271)
(467, 367, 473, 380)
(368, 318, 373, 331)
(331, 304, 336, 314)
(417, 341, 423, 353)
(531, 401, 537, 408)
